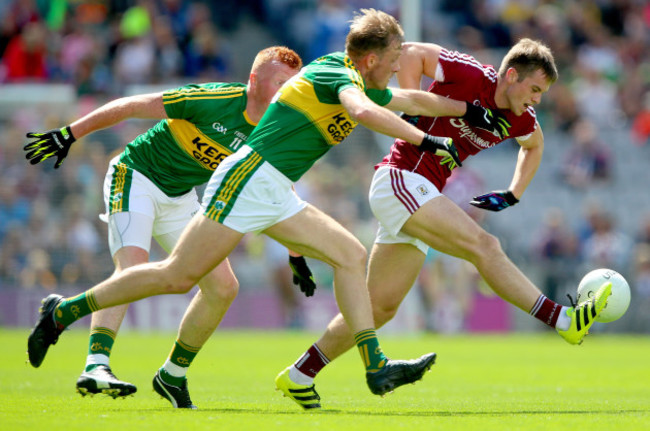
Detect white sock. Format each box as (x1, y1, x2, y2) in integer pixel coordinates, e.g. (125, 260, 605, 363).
(555, 306, 571, 331)
(162, 359, 188, 378)
(85, 354, 109, 369)
(289, 365, 314, 386)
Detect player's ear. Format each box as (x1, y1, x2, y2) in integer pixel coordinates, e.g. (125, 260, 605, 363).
(248, 72, 258, 90)
(360, 52, 378, 70)
(506, 67, 518, 84)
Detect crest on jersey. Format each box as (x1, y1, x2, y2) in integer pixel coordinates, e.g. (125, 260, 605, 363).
(212, 122, 228, 134)
(416, 184, 429, 196)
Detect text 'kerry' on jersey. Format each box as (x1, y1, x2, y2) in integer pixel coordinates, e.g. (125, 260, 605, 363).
(120, 82, 257, 197)
(246, 52, 392, 182)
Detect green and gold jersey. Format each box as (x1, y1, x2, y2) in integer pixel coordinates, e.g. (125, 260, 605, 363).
(118, 82, 256, 197)
(246, 52, 392, 181)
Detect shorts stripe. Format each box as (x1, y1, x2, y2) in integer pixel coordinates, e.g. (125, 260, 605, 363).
(109, 163, 132, 214)
(390, 168, 418, 214)
(205, 151, 263, 222)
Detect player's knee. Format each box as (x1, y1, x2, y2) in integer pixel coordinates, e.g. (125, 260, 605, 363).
(373, 302, 399, 327)
(154, 261, 201, 294)
(338, 241, 368, 270)
(200, 272, 239, 304)
(472, 231, 504, 262)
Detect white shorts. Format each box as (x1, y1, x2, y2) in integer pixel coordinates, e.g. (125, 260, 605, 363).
(369, 166, 443, 255)
(202, 146, 308, 233)
(102, 156, 200, 255)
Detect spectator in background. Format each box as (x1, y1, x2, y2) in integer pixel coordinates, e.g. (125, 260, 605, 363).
(631, 92, 650, 146)
(184, 21, 231, 81)
(0, 178, 31, 242)
(581, 210, 633, 274)
(308, 0, 353, 61)
(560, 118, 612, 189)
(571, 65, 622, 128)
(531, 207, 579, 303)
(1, 20, 48, 82)
(113, 2, 156, 86)
(152, 16, 184, 83)
(0, 222, 29, 286)
(545, 81, 580, 132)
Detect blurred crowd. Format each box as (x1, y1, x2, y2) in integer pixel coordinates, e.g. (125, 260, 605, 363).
(0, 0, 649, 331)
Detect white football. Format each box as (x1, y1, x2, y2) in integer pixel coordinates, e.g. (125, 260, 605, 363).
(576, 268, 631, 323)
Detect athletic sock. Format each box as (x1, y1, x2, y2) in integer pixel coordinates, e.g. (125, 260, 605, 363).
(555, 307, 572, 331)
(290, 344, 330, 385)
(160, 339, 200, 386)
(354, 328, 388, 373)
(85, 327, 116, 372)
(530, 294, 568, 329)
(54, 290, 100, 327)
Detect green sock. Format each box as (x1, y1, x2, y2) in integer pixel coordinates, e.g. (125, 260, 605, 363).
(85, 327, 116, 372)
(55, 290, 100, 327)
(354, 328, 388, 372)
(160, 339, 200, 386)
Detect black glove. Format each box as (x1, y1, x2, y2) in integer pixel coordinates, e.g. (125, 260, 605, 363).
(464, 102, 511, 139)
(469, 190, 519, 211)
(420, 134, 462, 170)
(400, 112, 420, 126)
(288, 255, 316, 297)
(24, 126, 76, 169)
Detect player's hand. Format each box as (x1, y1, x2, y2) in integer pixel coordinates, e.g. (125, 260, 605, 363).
(400, 112, 420, 126)
(420, 134, 462, 170)
(24, 126, 76, 169)
(289, 255, 316, 297)
(469, 190, 519, 211)
(463, 102, 511, 139)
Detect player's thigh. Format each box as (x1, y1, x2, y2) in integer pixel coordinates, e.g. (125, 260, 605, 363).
(112, 245, 150, 272)
(156, 225, 238, 291)
(165, 213, 244, 283)
(263, 204, 366, 267)
(107, 211, 154, 257)
(403, 195, 489, 260)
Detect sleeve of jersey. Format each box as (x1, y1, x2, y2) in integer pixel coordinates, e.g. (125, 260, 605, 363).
(162, 83, 236, 122)
(365, 88, 392, 106)
(162, 83, 199, 120)
(436, 48, 485, 84)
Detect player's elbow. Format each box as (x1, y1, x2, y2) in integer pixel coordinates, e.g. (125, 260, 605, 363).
(347, 105, 374, 124)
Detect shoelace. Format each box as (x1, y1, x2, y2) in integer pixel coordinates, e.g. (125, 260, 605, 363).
(566, 293, 577, 308)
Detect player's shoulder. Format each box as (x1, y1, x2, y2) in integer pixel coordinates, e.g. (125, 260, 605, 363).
(305, 52, 364, 91)
(165, 82, 246, 96)
(438, 48, 498, 83)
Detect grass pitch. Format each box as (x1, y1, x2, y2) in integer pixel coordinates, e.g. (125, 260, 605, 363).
(1, 329, 649, 430)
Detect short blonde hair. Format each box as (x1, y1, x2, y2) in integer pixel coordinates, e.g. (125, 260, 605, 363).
(251, 46, 303, 73)
(345, 9, 404, 60)
(498, 38, 558, 83)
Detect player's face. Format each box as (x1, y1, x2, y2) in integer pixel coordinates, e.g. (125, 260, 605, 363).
(505, 68, 551, 116)
(366, 40, 402, 89)
(255, 62, 300, 106)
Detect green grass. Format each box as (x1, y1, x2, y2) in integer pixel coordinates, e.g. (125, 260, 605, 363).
(1, 329, 649, 430)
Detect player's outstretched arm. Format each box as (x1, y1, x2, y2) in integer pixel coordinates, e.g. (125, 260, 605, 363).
(24, 92, 165, 169)
(339, 87, 461, 168)
(69, 92, 166, 138)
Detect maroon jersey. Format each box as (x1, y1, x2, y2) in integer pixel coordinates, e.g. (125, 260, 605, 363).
(378, 48, 538, 191)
